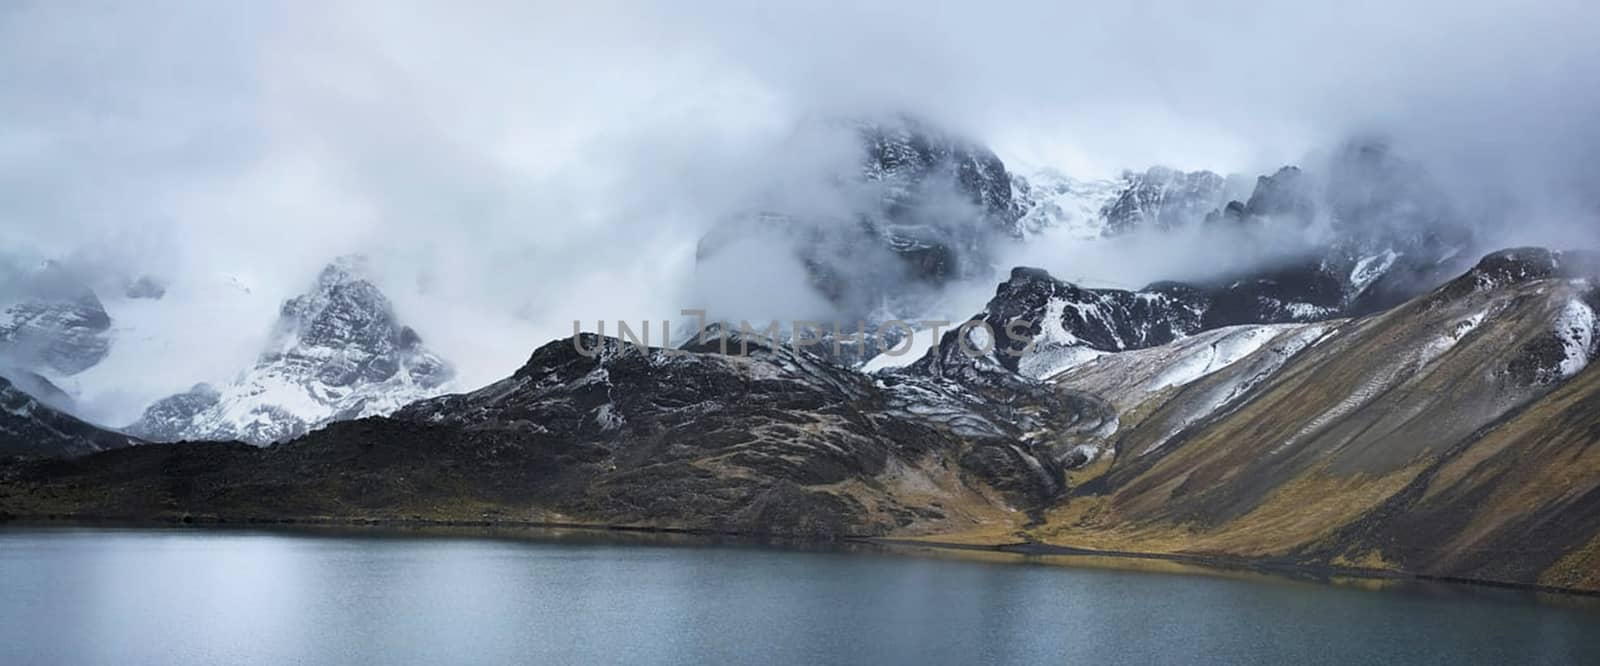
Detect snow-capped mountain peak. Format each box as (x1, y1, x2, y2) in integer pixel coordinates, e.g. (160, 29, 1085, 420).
(128, 256, 453, 445)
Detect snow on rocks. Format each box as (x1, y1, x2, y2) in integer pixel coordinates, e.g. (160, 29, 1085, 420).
(127, 257, 453, 445)
(1051, 321, 1336, 458)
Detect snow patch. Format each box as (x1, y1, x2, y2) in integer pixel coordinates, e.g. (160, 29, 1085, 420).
(1011, 169, 1124, 239)
(1143, 325, 1284, 393)
(1555, 299, 1597, 377)
(1021, 345, 1105, 380)
(1142, 323, 1332, 456)
(1350, 250, 1400, 295)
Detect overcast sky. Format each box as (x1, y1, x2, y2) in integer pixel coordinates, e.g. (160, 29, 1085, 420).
(2, 0, 1597, 422)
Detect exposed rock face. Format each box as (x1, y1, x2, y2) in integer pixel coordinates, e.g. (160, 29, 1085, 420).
(0, 263, 113, 377)
(127, 257, 453, 445)
(1100, 167, 1229, 235)
(0, 376, 136, 457)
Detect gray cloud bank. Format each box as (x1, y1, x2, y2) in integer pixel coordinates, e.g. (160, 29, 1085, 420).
(1, 0, 1596, 422)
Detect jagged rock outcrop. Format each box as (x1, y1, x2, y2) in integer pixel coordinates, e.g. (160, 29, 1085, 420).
(127, 257, 453, 445)
(0, 375, 137, 457)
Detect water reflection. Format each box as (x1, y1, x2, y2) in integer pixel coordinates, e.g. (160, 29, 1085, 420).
(1, 526, 1597, 664)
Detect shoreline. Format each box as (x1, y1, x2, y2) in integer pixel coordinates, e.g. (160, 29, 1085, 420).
(5, 511, 1599, 599)
(867, 537, 1600, 599)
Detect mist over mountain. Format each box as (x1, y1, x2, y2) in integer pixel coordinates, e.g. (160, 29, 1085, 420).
(2, 1, 1596, 419)
(0, 261, 113, 380)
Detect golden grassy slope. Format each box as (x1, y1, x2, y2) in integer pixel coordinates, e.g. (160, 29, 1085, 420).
(966, 274, 1600, 590)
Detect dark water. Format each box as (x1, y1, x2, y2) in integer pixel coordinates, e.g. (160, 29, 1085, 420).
(2, 527, 1598, 665)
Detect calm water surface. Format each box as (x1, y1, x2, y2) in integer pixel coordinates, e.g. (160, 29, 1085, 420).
(1, 527, 1597, 664)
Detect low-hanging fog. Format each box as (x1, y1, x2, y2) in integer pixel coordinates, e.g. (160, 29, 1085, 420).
(2, 0, 1596, 424)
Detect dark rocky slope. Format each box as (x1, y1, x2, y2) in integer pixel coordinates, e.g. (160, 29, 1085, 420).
(0, 332, 1085, 537)
(0, 376, 137, 458)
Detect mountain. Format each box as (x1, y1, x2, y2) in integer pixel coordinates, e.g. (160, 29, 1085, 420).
(1008, 169, 1125, 239)
(697, 129, 1473, 380)
(858, 116, 1022, 239)
(6, 246, 1600, 592)
(126, 257, 453, 445)
(907, 260, 1354, 384)
(0, 365, 75, 413)
(1, 330, 1078, 535)
(0, 375, 137, 458)
(1208, 141, 1476, 314)
(1012, 140, 1474, 321)
(1100, 166, 1231, 235)
(0, 262, 113, 378)
(697, 116, 1022, 323)
(1026, 247, 1600, 590)
(981, 141, 1476, 379)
